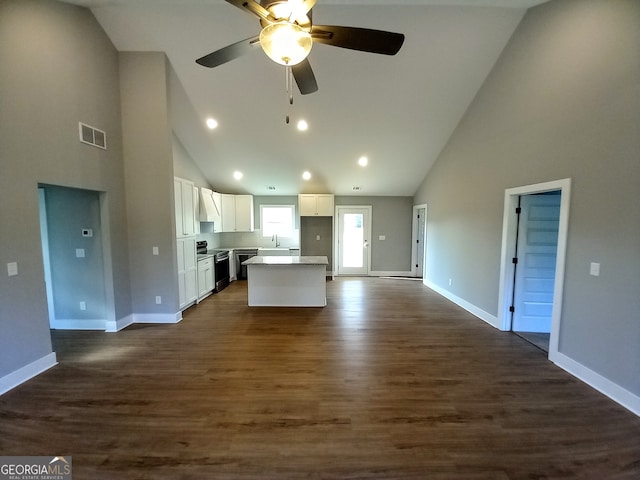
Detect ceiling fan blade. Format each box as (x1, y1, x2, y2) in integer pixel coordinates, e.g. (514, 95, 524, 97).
(196, 35, 260, 68)
(291, 58, 318, 95)
(225, 0, 275, 23)
(311, 25, 405, 55)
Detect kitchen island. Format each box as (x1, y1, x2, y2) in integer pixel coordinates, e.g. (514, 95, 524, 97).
(242, 255, 329, 307)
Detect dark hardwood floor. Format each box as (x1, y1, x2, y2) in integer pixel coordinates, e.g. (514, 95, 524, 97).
(1, 278, 639, 479)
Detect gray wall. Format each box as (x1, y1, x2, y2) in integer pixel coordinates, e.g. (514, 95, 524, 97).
(336, 196, 414, 273)
(0, 0, 132, 377)
(300, 216, 333, 272)
(414, 0, 639, 396)
(120, 52, 179, 314)
(173, 135, 210, 189)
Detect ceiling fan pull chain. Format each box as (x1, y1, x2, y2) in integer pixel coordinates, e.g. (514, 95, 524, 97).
(284, 66, 296, 124)
(288, 66, 294, 105)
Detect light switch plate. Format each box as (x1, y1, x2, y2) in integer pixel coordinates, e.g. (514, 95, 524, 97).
(153, 246, 159, 255)
(379, 235, 386, 241)
(7, 262, 18, 277)
(76, 248, 85, 258)
(590, 262, 600, 277)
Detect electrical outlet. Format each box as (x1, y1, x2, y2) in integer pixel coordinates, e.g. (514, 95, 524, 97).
(76, 248, 85, 258)
(155, 296, 162, 305)
(152, 246, 159, 256)
(448, 278, 452, 286)
(316, 235, 321, 240)
(379, 235, 386, 241)
(80, 301, 86, 311)
(590, 262, 600, 277)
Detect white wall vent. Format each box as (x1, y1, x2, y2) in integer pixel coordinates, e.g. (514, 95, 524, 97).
(79, 122, 107, 149)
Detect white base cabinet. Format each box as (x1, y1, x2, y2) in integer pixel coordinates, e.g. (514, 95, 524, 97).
(177, 237, 197, 309)
(245, 257, 329, 307)
(197, 256, 215, 301)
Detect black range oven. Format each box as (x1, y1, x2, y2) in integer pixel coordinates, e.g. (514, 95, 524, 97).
(212, 250, 230, 292)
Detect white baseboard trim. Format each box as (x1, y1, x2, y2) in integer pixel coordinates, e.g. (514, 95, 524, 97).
(0, 352, 57, 396)
(105, 314, 134, 333)
(424, 280, 499, 329)
(94, 312, 184, 332)
(1, 311, 184, 395)
(551, 351, 640, 416)
(369, 270, 414, 277)
(133, 312, 182, 324)
(424, 280, 639, 417)
(51, 319, 106, 330)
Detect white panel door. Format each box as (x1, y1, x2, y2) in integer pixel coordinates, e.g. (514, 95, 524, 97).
(337, 206, 371, 276)
(512, 193, 561, 332)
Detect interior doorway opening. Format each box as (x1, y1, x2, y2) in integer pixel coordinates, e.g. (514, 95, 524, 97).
(497, 179, 571, 360)
(38, 185, 115, 332)
(510, 191, 561, 352)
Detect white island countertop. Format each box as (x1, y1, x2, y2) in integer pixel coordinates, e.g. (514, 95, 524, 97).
(242, 255, 329, 307)
(242, 255, 328, 266)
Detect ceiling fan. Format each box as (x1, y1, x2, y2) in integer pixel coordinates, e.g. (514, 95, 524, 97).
(195, 0, 405, 95)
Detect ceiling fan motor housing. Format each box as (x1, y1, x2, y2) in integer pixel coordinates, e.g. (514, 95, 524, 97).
(259, 1, 312, 30)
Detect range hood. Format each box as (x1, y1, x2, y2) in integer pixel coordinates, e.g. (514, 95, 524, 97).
(199, 187, 221, 223)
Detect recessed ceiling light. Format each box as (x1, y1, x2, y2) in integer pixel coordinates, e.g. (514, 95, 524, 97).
(206, 118, 218, 130)
(297, 119, 308, 131)
(233, 171, 243, 180)
(302, 171, 311, 180)
(358, 156, 368, 167)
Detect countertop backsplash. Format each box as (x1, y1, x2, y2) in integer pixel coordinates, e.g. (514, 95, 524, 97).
(198, 226, 300, 250)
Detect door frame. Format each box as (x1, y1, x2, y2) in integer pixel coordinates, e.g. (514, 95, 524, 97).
(38, 185, 117, 332)
(497, 178, 571, 358)
(411, 204, 428, 278)
(38, 188, 56, 326)
(334, 205, 372, 276)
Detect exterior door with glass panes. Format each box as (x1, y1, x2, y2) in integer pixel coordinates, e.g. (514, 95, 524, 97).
(337, 206, 371, 275)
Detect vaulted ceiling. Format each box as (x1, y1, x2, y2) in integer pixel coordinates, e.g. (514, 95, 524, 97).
(61, 0, 548, 196)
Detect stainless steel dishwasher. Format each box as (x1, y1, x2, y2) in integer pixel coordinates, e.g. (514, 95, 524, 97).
(235, 249, 258, 280)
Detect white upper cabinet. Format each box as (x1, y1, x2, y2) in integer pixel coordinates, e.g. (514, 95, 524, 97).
(299, 194, 334, 216)
(235, 195, 255, 231)
(221, 194, 254, 232)
(174, 177, 198, 237)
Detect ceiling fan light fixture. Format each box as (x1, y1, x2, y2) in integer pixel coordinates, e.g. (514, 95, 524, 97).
(259, 21, 312, 66)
